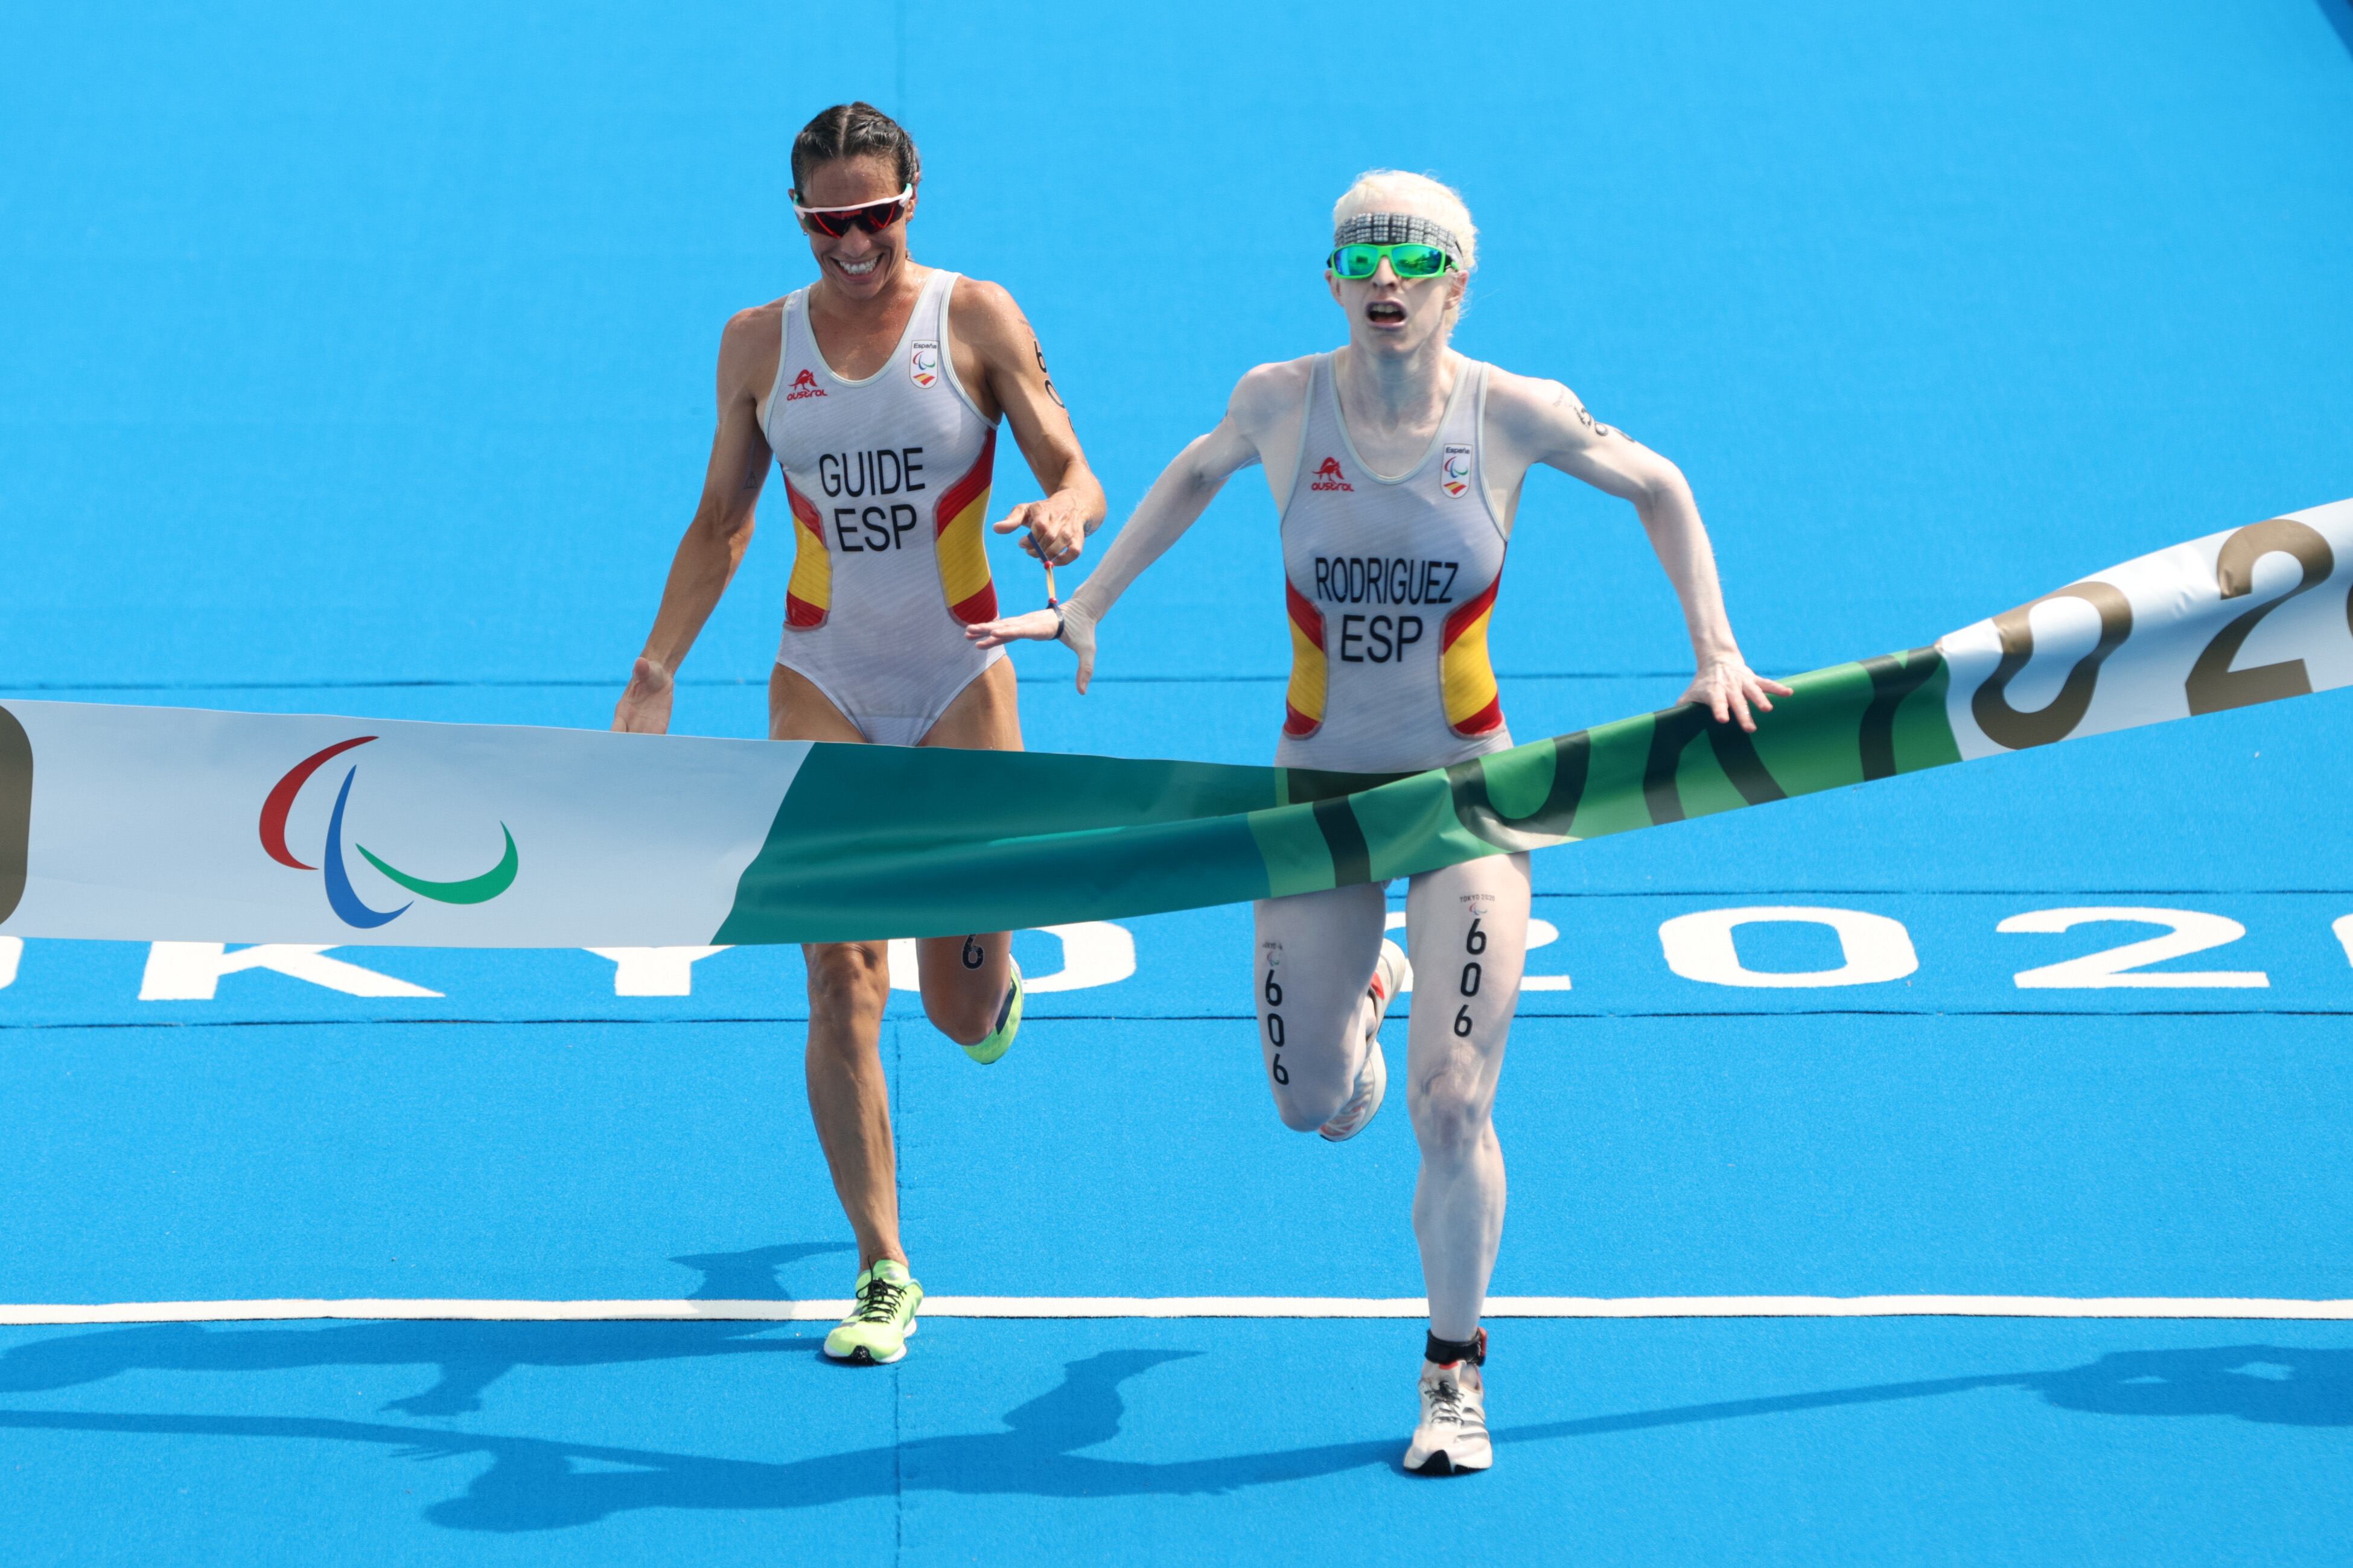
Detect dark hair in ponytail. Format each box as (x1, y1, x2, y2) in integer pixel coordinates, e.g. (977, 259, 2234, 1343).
(791, 103, 922, 196)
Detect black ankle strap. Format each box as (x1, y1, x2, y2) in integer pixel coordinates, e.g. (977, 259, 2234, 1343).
(1425, 1327, 1486, 1366)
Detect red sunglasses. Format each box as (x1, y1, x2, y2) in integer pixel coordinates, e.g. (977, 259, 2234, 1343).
(791, 185, 913, 238)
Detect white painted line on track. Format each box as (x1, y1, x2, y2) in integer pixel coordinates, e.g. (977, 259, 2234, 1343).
(4, 1295, 2353, 1326)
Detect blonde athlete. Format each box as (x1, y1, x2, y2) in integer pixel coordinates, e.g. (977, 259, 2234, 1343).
(616, 103, 1105, 1365)
(972, 171, 1784, 1472)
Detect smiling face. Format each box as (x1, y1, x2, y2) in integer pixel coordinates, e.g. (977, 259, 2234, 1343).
(1327, 246, 1466, 358)
(795, 153, 916, 301)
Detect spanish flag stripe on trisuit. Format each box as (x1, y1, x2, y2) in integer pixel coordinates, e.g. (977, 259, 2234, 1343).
(1283, 579, 1328, 735)
(783, 477, 830, 629)
(933, 428, 999, 625)
(1440, 574, 1504, 735)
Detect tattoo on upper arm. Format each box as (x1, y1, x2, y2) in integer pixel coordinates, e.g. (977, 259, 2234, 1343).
(1550, 382, 1616, 440)
(1033, 338, 1066, 408)
(740, 446, 769, 492)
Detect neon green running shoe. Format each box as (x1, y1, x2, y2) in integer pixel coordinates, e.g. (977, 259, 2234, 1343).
(962, 959, 1023, 1065)
(823, 1259, 923, 1365)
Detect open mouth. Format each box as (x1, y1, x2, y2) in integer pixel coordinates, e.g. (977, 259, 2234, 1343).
(1366, 300, 1406, 326)
(836, 255, 880, 277)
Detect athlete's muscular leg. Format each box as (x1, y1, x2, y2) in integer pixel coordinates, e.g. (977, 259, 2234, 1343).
(1252, 881, 1387, 1130)
(801, 940, 902, 1267)
(1403, 852, 1530, 1342)
(772, 664, 905, 1268)
(912, 658, 1021, 1044)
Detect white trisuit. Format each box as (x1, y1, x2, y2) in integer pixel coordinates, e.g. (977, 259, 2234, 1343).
(761, 268, 1004, 746)
(1255, 352, 1530, 1342)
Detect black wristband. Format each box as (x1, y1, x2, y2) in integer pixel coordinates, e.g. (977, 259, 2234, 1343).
(1424, 1328, 1486, 1366)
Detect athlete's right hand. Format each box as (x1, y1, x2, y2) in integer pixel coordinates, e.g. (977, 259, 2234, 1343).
(965, 602, 1097, 694)
(612, 655, 676, 733)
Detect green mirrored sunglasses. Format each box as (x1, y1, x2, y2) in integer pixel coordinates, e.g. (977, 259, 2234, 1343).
(1327, 243, 1456, 281)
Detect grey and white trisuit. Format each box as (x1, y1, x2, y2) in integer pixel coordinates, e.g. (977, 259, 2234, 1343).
(1252, 349, 1532, 1345)
(762, 268, 1004, 747)
(1275, 351, 1511, 773)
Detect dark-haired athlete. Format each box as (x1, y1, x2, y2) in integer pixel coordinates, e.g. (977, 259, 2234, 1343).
(975, 170, 1785, 1471)
(616, 103, 1104, 1363)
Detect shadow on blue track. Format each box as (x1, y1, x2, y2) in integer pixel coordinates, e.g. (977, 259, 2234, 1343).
(0, 1242, 852, 1415)
(0, 1319, 820, 1418)
(1508, 1343, 2353, 1441)
(668, 1241, 856, 1300)
(0, 1341, 2346, 1532)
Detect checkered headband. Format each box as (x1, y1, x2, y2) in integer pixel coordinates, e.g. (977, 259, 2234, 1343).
(1332, 211, 1465, 265)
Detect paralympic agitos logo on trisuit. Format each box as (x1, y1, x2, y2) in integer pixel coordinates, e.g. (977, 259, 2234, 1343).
(1441, 445, 1472, 498)
(259, 737, 518, 929)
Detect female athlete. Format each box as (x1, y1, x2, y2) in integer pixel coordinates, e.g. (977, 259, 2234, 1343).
(616, 103, 1105, 1365)
(970, 170, 1783, 1471)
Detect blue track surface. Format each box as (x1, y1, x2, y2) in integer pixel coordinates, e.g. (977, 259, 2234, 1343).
(5, 2, 2353, 1561)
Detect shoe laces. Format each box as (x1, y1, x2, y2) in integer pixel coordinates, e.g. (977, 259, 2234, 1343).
(853, 1274, 908, 1324)
(1425, 1372, 1469, 1427)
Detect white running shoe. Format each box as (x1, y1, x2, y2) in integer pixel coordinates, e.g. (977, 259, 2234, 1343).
(1320, 939, 1409, 1143)
(1404, 1342, 1492, 1476)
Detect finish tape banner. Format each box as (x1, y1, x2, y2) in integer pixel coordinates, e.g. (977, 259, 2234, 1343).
(2, 496, 2349, 948)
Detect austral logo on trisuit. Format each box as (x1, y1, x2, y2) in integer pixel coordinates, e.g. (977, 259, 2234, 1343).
(1311, 457, 1354, 492)
(259, 737, 518, 930)
(785, 367, 828, 402)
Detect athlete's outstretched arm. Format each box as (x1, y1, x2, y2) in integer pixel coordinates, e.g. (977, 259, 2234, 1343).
(1492, 374, 1791, 731)
(953, 282, 1107, 570)
(613, 309, 775, 735)
(964, 364, 1291, 691)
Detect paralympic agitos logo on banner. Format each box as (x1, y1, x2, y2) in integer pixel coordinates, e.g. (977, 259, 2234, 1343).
(259, 737, 518, 928)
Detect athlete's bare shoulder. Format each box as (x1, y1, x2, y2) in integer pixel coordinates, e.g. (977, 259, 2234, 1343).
(1477, 369, 1590, 442)
(1202, 356, 1316, 487)
(722, 297, 787, 343)
(1226, 355, 1316, 437)
(941, 272, 1084, 428)
(943, 274, 1048, 388)
(942, 274, 1029, 348)
(718, 298, 787, 400)
(1483, 366, 1612, 450)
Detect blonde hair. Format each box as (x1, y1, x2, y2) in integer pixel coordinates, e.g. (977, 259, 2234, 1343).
(1331, 170, 1478, 272)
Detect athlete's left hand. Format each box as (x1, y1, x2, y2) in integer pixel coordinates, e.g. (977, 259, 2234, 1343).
(995, 494, 1091, 567)
(1684, 655, 1794, 732)
(966, 601, 1097, 693)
